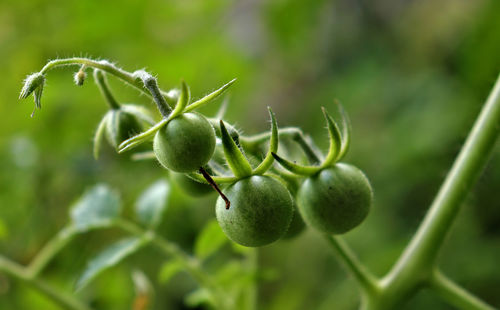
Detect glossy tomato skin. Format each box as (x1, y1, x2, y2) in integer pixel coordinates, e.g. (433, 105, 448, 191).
(297, 163, 372, 234)
(216, 175, 294, 247)
(153, 113, 216, 173)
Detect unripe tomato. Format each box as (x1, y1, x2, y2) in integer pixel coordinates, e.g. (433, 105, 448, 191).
(282, 206, 306, 239)
(216, 176, 294, 247)
(153, 113, 216, 173)
(297, 163, 372, 234)
(171, 172, 213, 196)
(105, 110, 143, 149)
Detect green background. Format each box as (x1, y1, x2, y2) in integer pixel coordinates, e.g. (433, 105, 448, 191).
(0, 0, 499, 309)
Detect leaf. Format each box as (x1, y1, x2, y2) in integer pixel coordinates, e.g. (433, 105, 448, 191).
(135, 179, 170, 229)
(75, 237, 147, 290)
(184, 288, 212, 308)
(158, 259, 184, 284)
(194, 220, 228, 260)
(70, 184, 121, 232)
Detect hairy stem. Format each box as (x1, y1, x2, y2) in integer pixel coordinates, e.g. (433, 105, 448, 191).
(380, 74, 500, 306)
(39, 57, 176, 107)
(0, 254, 92, 310)
(429, 270, 495, 310)
(93, 70, 120, 110)
(325, 236, 380, 296)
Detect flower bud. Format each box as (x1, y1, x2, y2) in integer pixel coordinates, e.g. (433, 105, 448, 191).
(20, 73, 45, 102)
(74, 70, 86, 86)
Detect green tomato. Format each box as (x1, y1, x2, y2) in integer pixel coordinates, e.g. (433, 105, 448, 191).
(282, 205, 306, 239)
(154, 113, 216, 173)
(171, 172, 213, 196)
(297, 163, 373, 234)
(216, 176, 294, 247)
(105, 109, 143, 149)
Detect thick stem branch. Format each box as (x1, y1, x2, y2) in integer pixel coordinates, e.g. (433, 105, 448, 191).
(380, 74, 500, 307)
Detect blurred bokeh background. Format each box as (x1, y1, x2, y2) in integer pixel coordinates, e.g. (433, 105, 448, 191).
(1, 0, 499, 309)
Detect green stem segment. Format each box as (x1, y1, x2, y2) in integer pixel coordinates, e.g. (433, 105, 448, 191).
(93, 70, 120, 110)
(39, 57, 177, 108)
(325, 236, 380, 296)
(429, 270, 495, 310)
(27, 226, 77, 277)
(380, 74, 500, 306)
(114, 219, 232, 310)
(0, 254, 92, 310)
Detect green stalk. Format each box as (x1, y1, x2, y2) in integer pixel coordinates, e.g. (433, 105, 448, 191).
(39, 57, 176, 107)
(27, 226, 77, 277)
(93, 70, 120, 110)
(325, 236, 380, 297)
(429, 270, 495, 310)
(379, 74, 500, 307)
(114, 219, 232, 310)
(0, 255, 92, 310)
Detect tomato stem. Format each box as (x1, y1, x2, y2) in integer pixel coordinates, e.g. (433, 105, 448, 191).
(199, 167, 231, 209)
(94, 70, 120, 110)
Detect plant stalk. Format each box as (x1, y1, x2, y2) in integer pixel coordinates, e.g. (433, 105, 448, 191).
(429, 270, 495, 310)
(0, 254, 92, 310)
(380, 74, 500, 306)
(325, 236, 380, 297)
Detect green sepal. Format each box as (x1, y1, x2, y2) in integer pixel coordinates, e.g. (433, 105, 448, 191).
(33, 81, 44, 111)
(184, 79, 236, 113)
(271, 152, 321, 176)
(253, 107, 278, 175)
(118, 117, 169, 153)
(321, 107, 343, 167)
(169, 80, 191, 119)
(93, 113, 110, 159)
(215, 95, 230, 119)
(220, 120, 253, 178)
(335, 100, 351, 160)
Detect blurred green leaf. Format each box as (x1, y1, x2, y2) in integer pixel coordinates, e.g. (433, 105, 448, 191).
(135, 179, 171, 229)
(76, 237, 147, 290)
(194, 220, 227, 260)
(184, 288, 212, 308)
(70, 184, 121, 232)
(158, 259, 184, 284)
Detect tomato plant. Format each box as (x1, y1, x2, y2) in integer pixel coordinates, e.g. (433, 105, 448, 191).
(2, 56, 499, 310)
